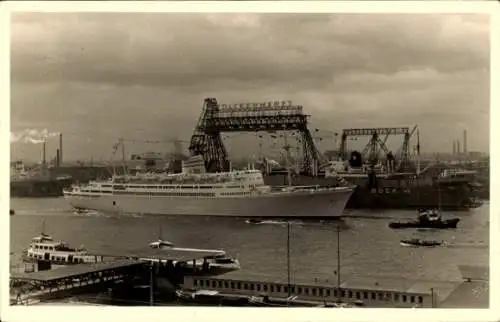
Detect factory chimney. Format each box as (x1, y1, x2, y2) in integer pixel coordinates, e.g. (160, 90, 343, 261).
(59, 133, 63, 166)
(452, 141, 456, 155)
(42, 140, 47, 166)
(56, 149, 60, 168)
(456, 140, 461, 155)
(463, 129, 467, 155)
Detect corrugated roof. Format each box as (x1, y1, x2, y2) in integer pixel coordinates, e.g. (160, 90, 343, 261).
(205, 272, 445, 295)
(91, 247, 225, 263)
(10, 259, 145, 282)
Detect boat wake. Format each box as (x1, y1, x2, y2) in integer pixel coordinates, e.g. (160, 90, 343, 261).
(72, 208, 144, 219)
(440, 241, 488, 249)
(72, 209, 109, 218)
(245, 219, 290, 226)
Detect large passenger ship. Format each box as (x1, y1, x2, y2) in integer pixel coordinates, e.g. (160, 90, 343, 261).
(63, 156, 354, 218)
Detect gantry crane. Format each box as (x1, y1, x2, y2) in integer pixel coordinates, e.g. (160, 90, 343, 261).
(188, 98, 322, 175)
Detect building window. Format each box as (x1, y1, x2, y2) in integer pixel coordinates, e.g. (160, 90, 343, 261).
(371, 292, 376, 300)
(356, 292, 361, 299)
(418, 296, 423, 304)
(402, 295, 407, 302)
(348, 291, 353, 298)
(263, 285, 268, 292)
(395, 294, 400, 302)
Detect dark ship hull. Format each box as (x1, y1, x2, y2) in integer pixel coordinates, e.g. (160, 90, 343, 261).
(262, 172, 478, 210)
(389, 218, 460, 229)
(10, 178, 73, 197)
(400, 239, 442, 247)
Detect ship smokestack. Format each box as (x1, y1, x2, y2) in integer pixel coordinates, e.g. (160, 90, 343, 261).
(463, 129, 467, 155)
(59, 133, 63, 166)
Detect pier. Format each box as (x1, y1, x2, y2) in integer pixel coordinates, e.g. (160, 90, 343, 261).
(10, 259, 146, 305)
(9, 247, 232, 305)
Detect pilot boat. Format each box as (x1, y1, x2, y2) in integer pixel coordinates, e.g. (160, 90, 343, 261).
(399, 238, 444, 248)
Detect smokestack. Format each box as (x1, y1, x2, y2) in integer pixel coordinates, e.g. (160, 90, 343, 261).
(463, 129, 467, 155)
(42, 140, 46, 166)
(59, 133, 63, 166)
(457, 140, 461, 155)
(452, 141, 456, 155)
(56, 149, 60, 168)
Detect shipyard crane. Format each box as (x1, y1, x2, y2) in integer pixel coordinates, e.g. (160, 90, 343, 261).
(339, 125, 419, 172)
(188, 98, 323, 176)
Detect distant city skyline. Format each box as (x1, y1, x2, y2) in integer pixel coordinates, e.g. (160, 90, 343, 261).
(11, 13, 490, 162)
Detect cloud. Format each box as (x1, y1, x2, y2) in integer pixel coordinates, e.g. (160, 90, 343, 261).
(10, 12, 490, 161)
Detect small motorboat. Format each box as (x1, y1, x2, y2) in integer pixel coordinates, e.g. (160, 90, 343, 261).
(245, 219, 263, 224)
(400, 238, 443, 247)
(389, 209, 460, 229)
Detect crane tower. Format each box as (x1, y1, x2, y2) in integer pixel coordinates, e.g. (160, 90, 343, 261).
(188, 98, 322, 175)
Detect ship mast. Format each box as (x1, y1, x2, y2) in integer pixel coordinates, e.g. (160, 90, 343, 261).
(416, 127, 421, 176)
(119, 137, 128, 176)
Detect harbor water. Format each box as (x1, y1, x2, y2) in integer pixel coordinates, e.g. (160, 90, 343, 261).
(10, 198, 489, 285)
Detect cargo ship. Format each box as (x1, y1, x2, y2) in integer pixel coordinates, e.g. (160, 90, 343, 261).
(63, 156, 354, 218)
(10, 161, 73, 198)
(260, 153, 480, 210)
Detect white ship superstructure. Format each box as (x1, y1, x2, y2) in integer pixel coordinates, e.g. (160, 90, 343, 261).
(22, 233, 100, 265)
(64, 156, 354, 218)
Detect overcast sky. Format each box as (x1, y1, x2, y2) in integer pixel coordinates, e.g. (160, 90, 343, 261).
(10, 13, 490, 162)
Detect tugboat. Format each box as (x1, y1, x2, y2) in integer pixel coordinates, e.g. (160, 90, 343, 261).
(400, 238, 444, 247)
(389, 209, 460, 229)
